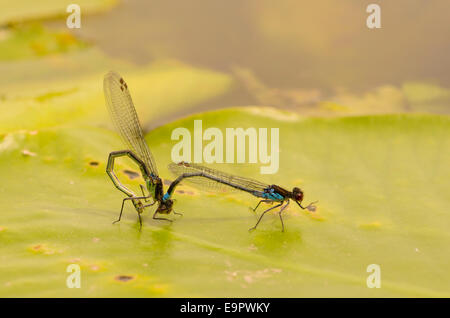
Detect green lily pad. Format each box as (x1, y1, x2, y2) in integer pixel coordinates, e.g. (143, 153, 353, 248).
(0, 24, 88, 61)
(0, 56, 232, 133)
(0, 107, 448, 297)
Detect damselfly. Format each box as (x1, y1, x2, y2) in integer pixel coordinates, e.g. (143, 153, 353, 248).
(104, 71, 178, 227)
(165, 162, 317, 232)
(104, 71, 317, 231)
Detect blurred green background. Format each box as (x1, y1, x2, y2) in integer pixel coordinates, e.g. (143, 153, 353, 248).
(0, 0, 449, 297)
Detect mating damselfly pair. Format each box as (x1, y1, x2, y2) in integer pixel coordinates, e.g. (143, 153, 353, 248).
(104, 71, 317, 232)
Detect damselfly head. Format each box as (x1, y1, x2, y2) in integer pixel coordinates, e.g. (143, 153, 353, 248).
(156, 199, 173, 214)
(292, 187, 304, 202)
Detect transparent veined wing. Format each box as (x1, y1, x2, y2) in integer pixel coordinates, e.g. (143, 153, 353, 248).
(104, 71, 159, 177)
(168, 162, 268, 194)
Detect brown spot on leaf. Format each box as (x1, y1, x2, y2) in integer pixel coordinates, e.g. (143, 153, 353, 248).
(115, 275, 135, 282)
(29, 244, 60, 255)
(89, 161, 99, 166)
(175, 189, 194, 195)
(123, 169, 140, 179)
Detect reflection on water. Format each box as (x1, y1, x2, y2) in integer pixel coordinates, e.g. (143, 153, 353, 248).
(74, 0, 450, 93)
(42, 0, 448, 116)
(132, 224, 174, 265)
(250, 227, 302, 256)
(147, 226, 174, 258)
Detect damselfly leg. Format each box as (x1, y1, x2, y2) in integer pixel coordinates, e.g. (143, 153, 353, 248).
(252, 199, 273, 213)
(298, 200, 319, 212)
(152, 210, 173, 222)
(140, 184, 154, 203)
(143, 201, 157, 208)
(278, 200, 290, 232)
(249, 202, 284, 232)
(113, 195, 150, 224)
